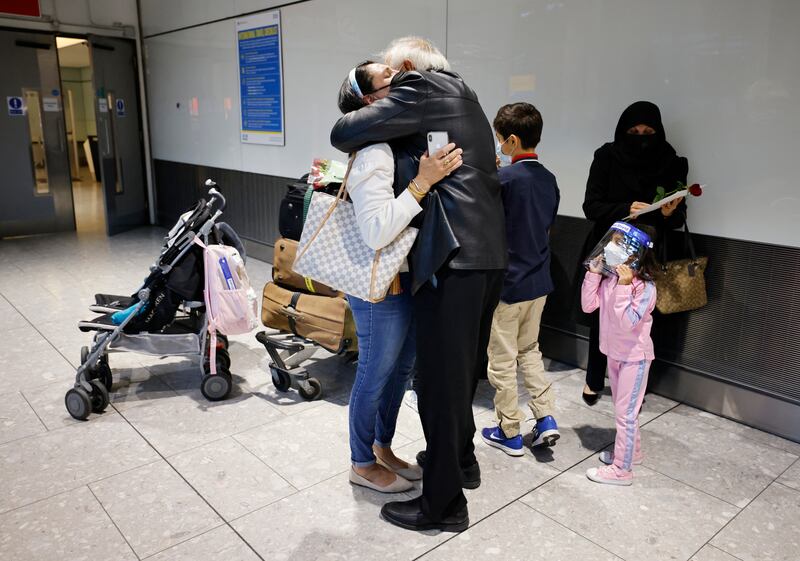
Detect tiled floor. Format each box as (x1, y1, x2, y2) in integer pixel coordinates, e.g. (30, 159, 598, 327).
(1, 227, 799, 561)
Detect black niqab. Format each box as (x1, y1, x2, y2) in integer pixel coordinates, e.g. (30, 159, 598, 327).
(612, 101, 676, 171)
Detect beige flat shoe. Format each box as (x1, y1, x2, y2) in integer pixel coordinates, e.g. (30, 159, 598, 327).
(349, 467, 413, 493)
(376, 456, 423, 481)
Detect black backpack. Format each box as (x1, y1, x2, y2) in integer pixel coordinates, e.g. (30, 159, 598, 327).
(278, 174, 342, 241)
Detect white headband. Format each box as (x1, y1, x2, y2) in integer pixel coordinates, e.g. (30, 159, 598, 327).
(348, 68, 364, 99)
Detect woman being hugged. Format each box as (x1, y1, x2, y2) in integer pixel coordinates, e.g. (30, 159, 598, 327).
(581, 223, 659, 486)
(337, 61, 463, 492)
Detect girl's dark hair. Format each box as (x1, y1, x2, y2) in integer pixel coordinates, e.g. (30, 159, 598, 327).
(337, 60, 376, 114)
(634, 223, 660, 281)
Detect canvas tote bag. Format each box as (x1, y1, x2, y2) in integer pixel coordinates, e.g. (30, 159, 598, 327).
(655, 218, 708, 314)
(292, 156, 418, 303)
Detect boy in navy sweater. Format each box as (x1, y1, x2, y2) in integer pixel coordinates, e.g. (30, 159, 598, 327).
(481, 103, 561, 456)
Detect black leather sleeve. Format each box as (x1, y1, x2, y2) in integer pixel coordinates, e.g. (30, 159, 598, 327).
(330, 72, 429, 153)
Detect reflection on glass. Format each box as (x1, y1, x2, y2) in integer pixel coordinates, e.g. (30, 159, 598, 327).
(106, 92, 123, 194)
(24, 90, 49, 195)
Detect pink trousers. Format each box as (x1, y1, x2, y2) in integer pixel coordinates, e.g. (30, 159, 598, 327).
(608, 358, 651, 472)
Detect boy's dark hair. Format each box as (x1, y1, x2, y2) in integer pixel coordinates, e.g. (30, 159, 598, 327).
(493, 102, 543, 149)
(634, 223, 660, 282)
(337, 60, 376, 114)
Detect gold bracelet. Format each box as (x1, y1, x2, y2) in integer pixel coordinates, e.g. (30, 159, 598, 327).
(408, 179, 427, 198)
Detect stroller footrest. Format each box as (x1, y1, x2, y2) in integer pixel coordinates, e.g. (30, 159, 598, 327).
(78, 313, 118, 332)
(91, 294, 136, 313)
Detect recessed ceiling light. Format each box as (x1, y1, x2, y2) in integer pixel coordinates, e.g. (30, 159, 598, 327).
(56, 37, 86, 49)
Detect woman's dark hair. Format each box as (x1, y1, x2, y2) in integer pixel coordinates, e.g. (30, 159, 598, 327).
(493, 102, 543, 149)
(337, 60, 376, 114)
(634, 223, 660, 282)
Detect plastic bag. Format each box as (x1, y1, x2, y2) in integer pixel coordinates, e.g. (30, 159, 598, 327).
(307, 158, 347, 188)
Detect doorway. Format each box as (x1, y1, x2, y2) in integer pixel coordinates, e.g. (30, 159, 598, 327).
(0, 29, 148, 239)
(57, 36, 104, 233)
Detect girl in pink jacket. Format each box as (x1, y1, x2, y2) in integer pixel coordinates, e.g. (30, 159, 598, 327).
(581, 223, 658, 486)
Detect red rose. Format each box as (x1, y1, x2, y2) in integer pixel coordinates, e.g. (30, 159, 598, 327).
(688, 183, 703, 197)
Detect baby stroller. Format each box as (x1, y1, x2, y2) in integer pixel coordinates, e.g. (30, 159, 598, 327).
(65, 181, 247, 420)
(255, 174, 358, 401)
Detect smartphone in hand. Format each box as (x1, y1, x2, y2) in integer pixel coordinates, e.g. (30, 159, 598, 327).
(427, 131, 449, 157)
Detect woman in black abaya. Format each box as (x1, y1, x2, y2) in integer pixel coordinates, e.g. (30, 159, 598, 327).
(580, 101, 688, 405)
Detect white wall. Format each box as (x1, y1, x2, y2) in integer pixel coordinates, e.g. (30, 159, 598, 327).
(144, 0, 447, 179)
(142, 0, 800, 248)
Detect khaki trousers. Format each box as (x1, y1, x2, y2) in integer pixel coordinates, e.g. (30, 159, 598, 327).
(487, 296, 554, 437)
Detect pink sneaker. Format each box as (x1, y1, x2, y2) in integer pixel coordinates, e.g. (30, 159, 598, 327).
(599, 450, 643, 466)
(586, 465, 632, 486)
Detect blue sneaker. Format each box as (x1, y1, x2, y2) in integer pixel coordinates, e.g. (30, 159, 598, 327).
(481, 426, 524, 457)
(532, 416, 560, 448)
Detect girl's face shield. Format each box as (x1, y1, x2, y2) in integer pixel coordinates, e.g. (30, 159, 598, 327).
(584, 221, 653, 277)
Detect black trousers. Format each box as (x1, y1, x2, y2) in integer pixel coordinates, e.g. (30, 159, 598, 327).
(585, 310, 607, 392)
(414, 267, 503, 521)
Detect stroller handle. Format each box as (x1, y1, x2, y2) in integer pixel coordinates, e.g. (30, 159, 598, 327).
(205, 181, 227, 211)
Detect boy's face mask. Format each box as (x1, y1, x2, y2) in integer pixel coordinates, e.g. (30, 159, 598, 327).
(495, 137, 512, 167)
(603, 242, 629, 268)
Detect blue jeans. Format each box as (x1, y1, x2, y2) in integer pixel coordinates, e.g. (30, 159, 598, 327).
(347, 273, 416, 467)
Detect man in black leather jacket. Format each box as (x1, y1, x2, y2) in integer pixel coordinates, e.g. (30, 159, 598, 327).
(330, 38, 506, 532)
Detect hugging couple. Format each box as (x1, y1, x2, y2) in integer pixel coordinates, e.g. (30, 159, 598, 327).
(330, 36, 506, 533)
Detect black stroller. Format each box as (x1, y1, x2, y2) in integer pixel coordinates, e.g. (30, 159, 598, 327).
(65, 181, 243, 420)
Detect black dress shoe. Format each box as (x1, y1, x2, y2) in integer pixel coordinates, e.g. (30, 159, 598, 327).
(381, 497, 468, 532)
(415, 451, 481, 489)
(582, 389, 600, 406)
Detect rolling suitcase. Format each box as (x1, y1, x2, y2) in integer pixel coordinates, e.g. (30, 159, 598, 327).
(272, 238, 342, 298)
(261, 282, 357, 353)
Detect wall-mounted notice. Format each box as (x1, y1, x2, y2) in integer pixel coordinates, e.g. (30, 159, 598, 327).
(236, 10, 284, 146)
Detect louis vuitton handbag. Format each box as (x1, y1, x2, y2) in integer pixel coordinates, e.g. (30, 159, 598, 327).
(655, 217, 708, 314)
(292, 157, 418, 303)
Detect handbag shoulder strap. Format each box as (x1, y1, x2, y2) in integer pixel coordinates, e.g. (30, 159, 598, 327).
(660, 210, 698, 263)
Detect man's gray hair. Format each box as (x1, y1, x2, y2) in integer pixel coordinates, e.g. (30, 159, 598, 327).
(381, 36, 451, 71)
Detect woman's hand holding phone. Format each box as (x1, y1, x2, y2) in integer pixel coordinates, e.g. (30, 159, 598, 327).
(410, 143, 463, 201)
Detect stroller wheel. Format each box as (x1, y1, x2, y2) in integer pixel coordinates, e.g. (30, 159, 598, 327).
(80, 345, 89, 365)
(217, 332, 229, 350)
(298, 378, 322, 401)
(93, 361, 113, 393)
(270, 367, 291, 392)
(201, 371, 232, 401)
(65, 387, 92, 421)
(89, 379, 110, 413)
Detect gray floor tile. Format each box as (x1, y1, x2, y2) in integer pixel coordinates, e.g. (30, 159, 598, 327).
(690, 544, 742, 561)
(0, 413, 159, 514)
(777, 458, 800, 492)
(0, 295, 27, 333)
(553, 371, 678, 424)
(234, 401, 396, 489)
(641, 411, 798, 507)
(146, 525, 261, 561)
(169, 437, 296, 520)
(0, 486, 137, 561)
(232, 472, 444, 561)
(418, 501, 620, 561)
(89, 460, 223, 559)
(0, 323, 76, 394)
(517, 396, 619, 472)
(120, 389, 283, 457)
(0, 391, 46, 444)
(108, 369, 179, 412)
(672, 404, 800, 456)
(522, 456, 739, 561)
(22, 379, 125, 430)
(711, 483, 800, 561)
(453, 427, 559, 522)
